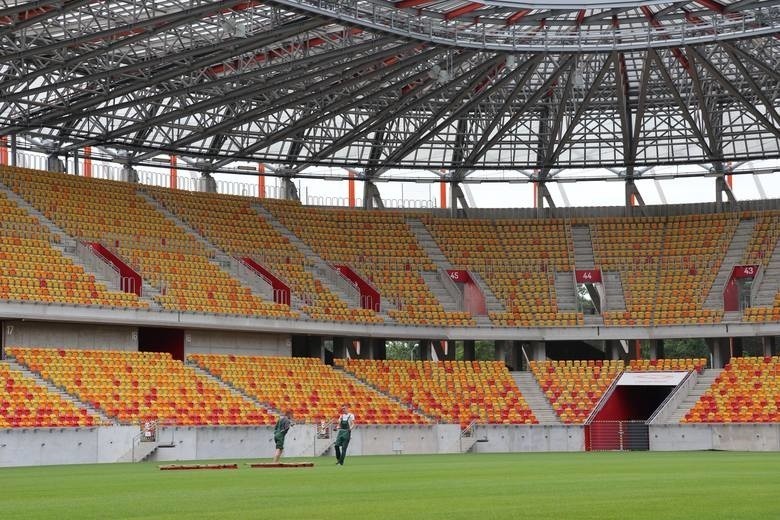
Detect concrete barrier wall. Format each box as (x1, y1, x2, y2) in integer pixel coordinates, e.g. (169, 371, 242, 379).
(3, 423, 780, 466)
(650, 424, 780, 451)
(2, 321, 137, 351)
(184, 329, 291, 357)
(472, 425, 584, 453)
(0, 426, 136, 467)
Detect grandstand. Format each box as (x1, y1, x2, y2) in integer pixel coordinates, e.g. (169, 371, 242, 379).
(0, 0, 779, 467)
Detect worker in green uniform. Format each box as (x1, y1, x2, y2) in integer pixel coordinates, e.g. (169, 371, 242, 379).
(334, 404, 355, 466)
(272, 410, 294, 463)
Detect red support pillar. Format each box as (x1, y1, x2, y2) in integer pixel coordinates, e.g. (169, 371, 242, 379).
(83, 146, 92, 178)
(170, 155, 177, 189)
(634, 339, 642, 360)
(0, 136, 7, 165)
(258, 163, 266, 198)
(533, 181, 538, 208)
(440, 181, 447, 209)
(348, 169, 355, 207)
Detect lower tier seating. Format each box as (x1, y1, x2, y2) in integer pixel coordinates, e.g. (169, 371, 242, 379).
(0, 361, 99, 428)
(188, 354, 428, 425)
(8, 348, 275, 426)
(335, 359, 537, 428)
(684, 356, 780, 423)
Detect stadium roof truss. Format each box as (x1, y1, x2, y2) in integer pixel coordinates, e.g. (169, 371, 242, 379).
(0, 0, 779, 185)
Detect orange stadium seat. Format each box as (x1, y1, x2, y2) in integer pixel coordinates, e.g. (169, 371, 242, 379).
(188, 354, 428, 425)
(422, 216, 582, 327)
(144, 186, 381, 324)
(262, 200, 475, 327)
(8, 347, 275, 426)
(0, 361, 99, 428)
(336, 359, 536, 428)
(0, 166, 294, 318)
(684, 356, 780, 423)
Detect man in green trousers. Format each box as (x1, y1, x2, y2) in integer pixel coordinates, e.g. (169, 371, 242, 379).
(273, 410, 294, 463)
(334, 404, 355, 466)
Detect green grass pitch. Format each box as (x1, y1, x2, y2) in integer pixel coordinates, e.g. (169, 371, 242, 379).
(2, 452, 779, 519)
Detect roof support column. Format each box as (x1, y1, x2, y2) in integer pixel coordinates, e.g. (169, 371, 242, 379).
(362, 179, 385, 209)
(625, 179, 647, 217)
(449, 181, 469, 218)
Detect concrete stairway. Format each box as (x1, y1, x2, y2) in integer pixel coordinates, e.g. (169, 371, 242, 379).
(664, 369, 722, 424)
(0, 181, 161, 307)
(405, 217, 505, 315)
(4, 358, 115, 424)
(554, 272, 577, 311)
(510, 372, 562, 425)
(703, 219, 756, 310)
(250, 203, 381, 318)
(753, 239, 780, 307)
(602, 271, 626, 311)
(571, 225, 596, 268)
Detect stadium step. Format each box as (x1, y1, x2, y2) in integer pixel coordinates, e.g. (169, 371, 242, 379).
(3, 358, 115, 425)
(117, 437, 161, 463)
(663, 368, 723, 424)
(602, 271, 626, 312)
(510, 372, 562, 425)
(703, 218, 757, 310)
(570, 225, 596, 268)
(251, 203, 387, 320)
(752, 238, 780, 307)
(405, 217, 505, 314)
(553, 272, 577, 311)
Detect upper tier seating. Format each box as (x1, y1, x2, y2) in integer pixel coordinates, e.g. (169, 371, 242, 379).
(0, 166, 295, 318)
(590, 214, 735, 326)
(0, 361, 99, 428)
(0, 190, 145, 308)
(262, 199, 474, 326)
(423, 216, 582, 327)
(144, 186, 380, 324)
(8, 348, 275, 426)
(188, 354, 428, 424)
(742, 211, 780, 323)
(335, 359, 536, 428)
(684, 356, 780, 423)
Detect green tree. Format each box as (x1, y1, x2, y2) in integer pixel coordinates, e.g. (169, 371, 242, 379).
(386, 340, 417, 360)
(640, 338, 709, 359)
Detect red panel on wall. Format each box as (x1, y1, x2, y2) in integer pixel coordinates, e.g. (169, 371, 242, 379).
(731, 265, 759, 279)
(575, 269, 602, 283)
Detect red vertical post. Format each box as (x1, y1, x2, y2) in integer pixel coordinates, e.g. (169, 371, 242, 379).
(0, 136, 7, 165)
(257, 163, 266, 198)
(440, 181, 447, 209)
(348, 169, 355, 207)
(83, 146, 92, 178)
(170, 155, 177, 189)
(533, 181, 538, 208)
(634, 339, 642, 360)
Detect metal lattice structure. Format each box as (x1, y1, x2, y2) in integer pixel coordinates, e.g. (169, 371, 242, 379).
(1, 0, 779, 186)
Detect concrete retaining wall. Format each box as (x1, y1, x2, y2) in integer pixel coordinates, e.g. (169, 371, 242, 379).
(2, 321, 137, 351)
(0, 426, 136, 467)
(472, 425, 584, 452)
(3, 423, 780, 467)
(650, 424, 780, 451)
(184, 329, 291, 357)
